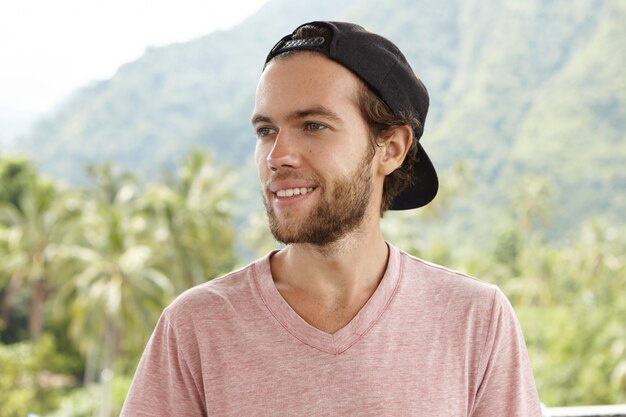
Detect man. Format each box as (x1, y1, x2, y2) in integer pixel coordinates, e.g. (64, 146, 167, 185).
(121, 21, 542, 416)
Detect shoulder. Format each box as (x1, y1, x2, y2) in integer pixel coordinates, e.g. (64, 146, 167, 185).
(398, 248, 498, 300)
(393, 247, 523, 347)
(391, 246, 519, 332)
(161, 255, 268, 328)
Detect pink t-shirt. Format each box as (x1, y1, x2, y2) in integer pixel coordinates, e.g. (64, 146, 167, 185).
(121, 244, 542, 416)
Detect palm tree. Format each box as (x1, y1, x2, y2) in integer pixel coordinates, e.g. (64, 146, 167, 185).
(56, 164, 173, 417)
(55, 155, 237, 416)
(140, 150, 237, 292)
(0, 175, 78, 340)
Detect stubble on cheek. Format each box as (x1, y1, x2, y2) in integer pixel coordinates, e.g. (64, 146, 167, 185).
(261, 152, 373, 246)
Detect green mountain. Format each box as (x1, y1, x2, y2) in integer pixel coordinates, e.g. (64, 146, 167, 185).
(15, 0, 626, 241)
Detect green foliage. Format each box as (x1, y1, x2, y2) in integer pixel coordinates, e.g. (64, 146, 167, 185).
(0, 334, 77, 417)
(0, 157, 37, 210)
(521, 305, 626, 406)
(461, 215, 626, 405)
(44, 375, 131, 417)
(141, 150, 237, 292)
(0, 169, 81, 341)
(0, 151, 237, 416)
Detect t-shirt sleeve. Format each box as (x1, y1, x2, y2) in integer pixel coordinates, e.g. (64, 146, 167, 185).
(120, 311, 206, 417)
(471, 288, 542, 417)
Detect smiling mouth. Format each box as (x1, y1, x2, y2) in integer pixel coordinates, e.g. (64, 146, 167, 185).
(275, 187, 315, 198)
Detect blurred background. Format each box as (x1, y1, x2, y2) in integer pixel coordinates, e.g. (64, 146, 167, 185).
(1, 0, 624, 415)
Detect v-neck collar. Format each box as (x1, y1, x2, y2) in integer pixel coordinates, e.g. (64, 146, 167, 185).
(253, 243, 403, 355)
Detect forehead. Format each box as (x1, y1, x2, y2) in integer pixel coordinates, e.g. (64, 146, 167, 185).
(254, 53, 362, 116)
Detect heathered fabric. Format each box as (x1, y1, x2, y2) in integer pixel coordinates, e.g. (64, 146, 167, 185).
(121, 244, 542, 416)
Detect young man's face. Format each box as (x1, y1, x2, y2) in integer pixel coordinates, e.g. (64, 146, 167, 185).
(252, 53, 379, 246)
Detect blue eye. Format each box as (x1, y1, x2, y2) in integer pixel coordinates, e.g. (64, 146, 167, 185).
(305, 122, 326, 131)
(256, 127, 275, 138)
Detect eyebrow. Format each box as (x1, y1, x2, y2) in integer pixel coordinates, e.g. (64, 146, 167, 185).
(251, 105, 343, 125)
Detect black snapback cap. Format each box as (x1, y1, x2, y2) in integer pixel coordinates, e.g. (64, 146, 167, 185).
(265, 21, 438, 210)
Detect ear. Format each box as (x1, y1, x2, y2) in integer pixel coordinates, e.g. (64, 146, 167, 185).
(376, 125, 412, 176)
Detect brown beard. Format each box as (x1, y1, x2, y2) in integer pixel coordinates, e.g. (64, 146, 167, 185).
(262, 150, 374, 246)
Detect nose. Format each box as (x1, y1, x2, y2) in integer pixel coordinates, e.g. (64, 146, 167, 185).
(266, 131, 300, 171)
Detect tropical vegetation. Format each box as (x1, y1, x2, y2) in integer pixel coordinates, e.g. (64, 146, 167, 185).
(1, 154, 624, 416)
(0, 154, 237, 416)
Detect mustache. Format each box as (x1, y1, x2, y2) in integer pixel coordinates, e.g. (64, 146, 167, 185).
(262, 172, 322, 189)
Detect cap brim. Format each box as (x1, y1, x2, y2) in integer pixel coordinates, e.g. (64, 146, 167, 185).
(390, 143, 438, 210)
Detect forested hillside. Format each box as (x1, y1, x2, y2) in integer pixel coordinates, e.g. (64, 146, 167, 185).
(15, 0, 626, 240)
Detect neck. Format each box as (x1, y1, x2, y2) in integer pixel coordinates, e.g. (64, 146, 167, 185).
(270, 214, 389, 299)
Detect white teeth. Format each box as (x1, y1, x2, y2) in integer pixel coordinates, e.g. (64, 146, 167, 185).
(276, 188, 313, 197)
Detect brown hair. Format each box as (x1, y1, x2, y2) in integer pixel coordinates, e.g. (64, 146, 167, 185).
(356, 83, 419, 213)
(277, 25, 420, 213)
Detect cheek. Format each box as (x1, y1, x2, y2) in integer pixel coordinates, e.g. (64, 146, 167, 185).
(255, 143, 269, 175)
